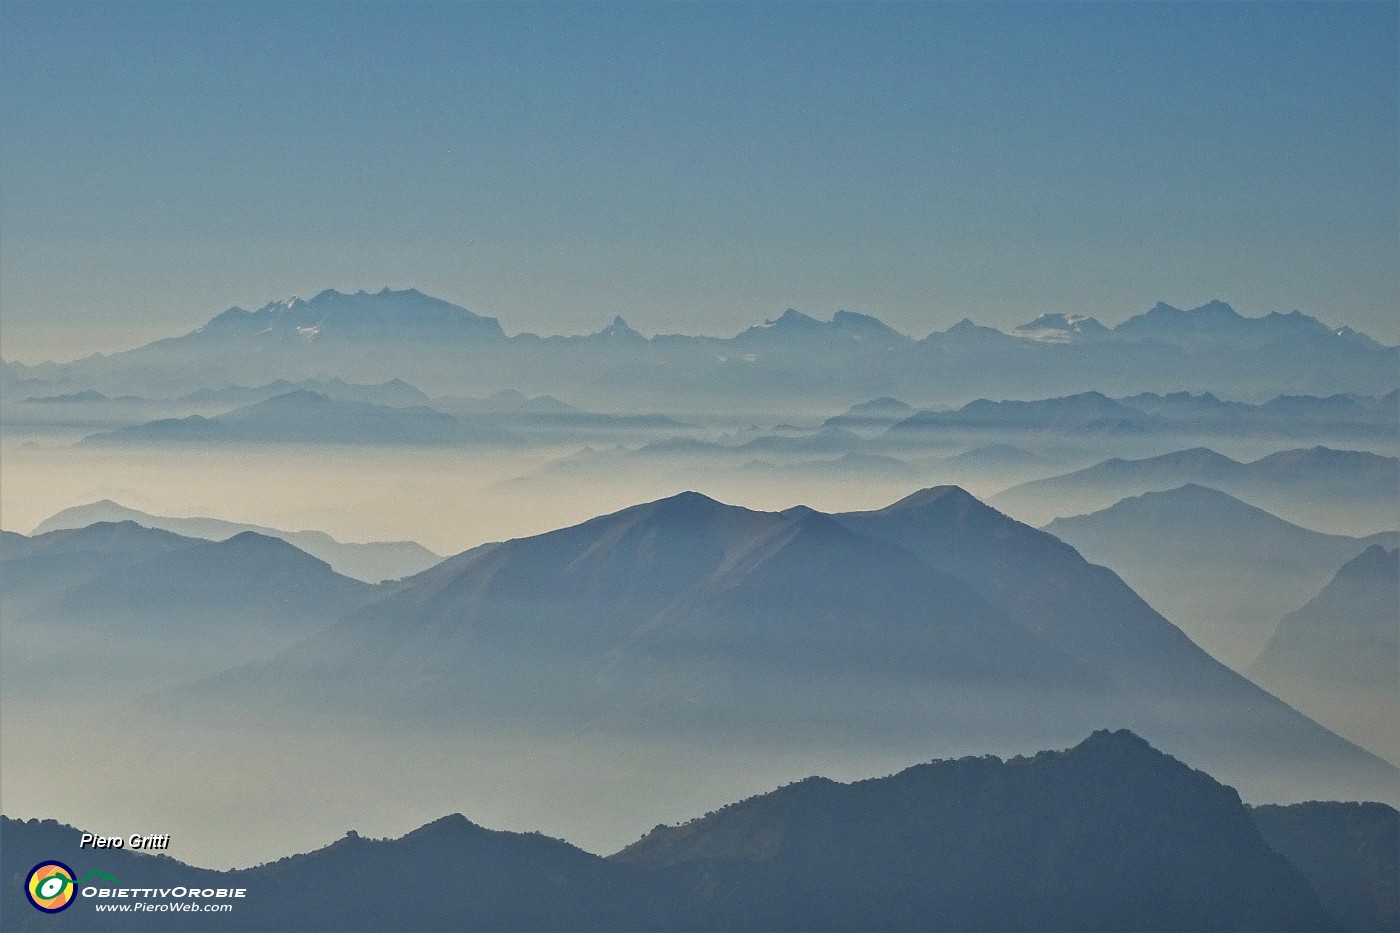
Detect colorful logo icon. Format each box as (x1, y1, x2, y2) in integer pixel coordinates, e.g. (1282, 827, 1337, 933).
(26, 861, 77, 912)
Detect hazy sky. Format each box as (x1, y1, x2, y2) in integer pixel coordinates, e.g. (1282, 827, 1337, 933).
(2, 1, 1396, 362)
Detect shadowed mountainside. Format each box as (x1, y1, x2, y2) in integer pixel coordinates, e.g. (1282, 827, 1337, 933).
(4, 731, 1379, 931)
(1250, 801, 1400, 932)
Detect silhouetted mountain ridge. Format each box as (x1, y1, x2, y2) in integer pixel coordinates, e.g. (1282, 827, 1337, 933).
(1042, 485, 1397, 669)
(11, 290, 1394, 403)
(994, 444, 1398, 534)
(1, 521, 386, 699)
(33, 500, 441, 583)
(5, 731, 1388, 931)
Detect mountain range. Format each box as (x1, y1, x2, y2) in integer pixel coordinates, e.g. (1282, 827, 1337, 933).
(992, 445, 1399, 534)
(1043, 485, 1397, 670)
(182, 486, 1398, 806)
(0, 522, 387, 699)
(877, 389, 1398, 441)
(5, 731, 1392, 931)
(78, 389, 485, 447)
(4, 289, 1394, 406)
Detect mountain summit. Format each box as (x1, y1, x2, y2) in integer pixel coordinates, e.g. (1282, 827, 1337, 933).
(185, 487, 1399, 807)
(198, 287, 506, 342)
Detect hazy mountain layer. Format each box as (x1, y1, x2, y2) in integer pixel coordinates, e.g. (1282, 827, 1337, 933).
(1250, 801, 1400, 932)
(5, 290, 1394, 407)
(993, 445, 1400, 534)
(180, 487, 1398, 807)
(881, 389, 1397, 442)
(1251, 546, 1400, 765)
(830, 487, 1398, 802)
(32, 500, 441, 583)
(79, 389, 487, 447)
(1042, 485, 1397, 669)
(0, 522, 386, 699)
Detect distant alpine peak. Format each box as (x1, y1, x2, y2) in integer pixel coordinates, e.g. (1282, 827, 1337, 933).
(764, 308, 821, 328)
(939, 317, 1008, 340)
(1190, 298, 1239, 317)
(848, 396, 912, 413)
(780, 504, 824, 518)
(286, 286, 428, 307)
(735, 308, 909, 345)
(1345, 543, 1399, 573)
(197, 287, 506, 341)
(632, 489, 737, 520)
(1015, 312, 1109, 332)
(831, 309, 899, 331)
(879, 484, 986, 514)
(596, 315, 645, 340)
(1011, 312, 1113, 344)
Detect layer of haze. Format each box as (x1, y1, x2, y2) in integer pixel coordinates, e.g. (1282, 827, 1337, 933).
(3, 1, 1398, 363)
(4, 428, 1396, 867)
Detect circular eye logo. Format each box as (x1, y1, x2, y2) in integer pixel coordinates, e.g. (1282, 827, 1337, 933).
(26, 861, 76, 912)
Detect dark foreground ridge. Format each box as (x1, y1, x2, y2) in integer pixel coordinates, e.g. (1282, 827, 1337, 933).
(3, 731, 1393, 931)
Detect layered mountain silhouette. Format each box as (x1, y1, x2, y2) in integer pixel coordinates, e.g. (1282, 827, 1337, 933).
(616, 730, 1330, 932)
(0, 522, 386, 698)
(195, 287, 507, 343)
(79, 390, 485, 446)
(32, 501, 441, 583)
(176, 376, 435, 410)
(821, 396, 915, 432)
(6, 731, 1388, 931)
(878, 390, 1397, 442)
(885, 391, 1159, 436)
(828, 487, 1397, 801)
(993, 445, 1399, 534)
(433, 389, 686, 434)
(1119, 389, 1398, 440)
(937, 442, 1054, 473)
(1111, 300, 1385, 351)
(1251, 546, 1400, 765)
(731, 308, 915, 352)
(1043, 485, 1397, 669)
(186, 487, 1398, 806)
(6, 290, 1394, 405)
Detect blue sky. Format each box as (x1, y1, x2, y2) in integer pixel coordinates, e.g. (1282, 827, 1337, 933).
(2, 1, 1396, 360)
